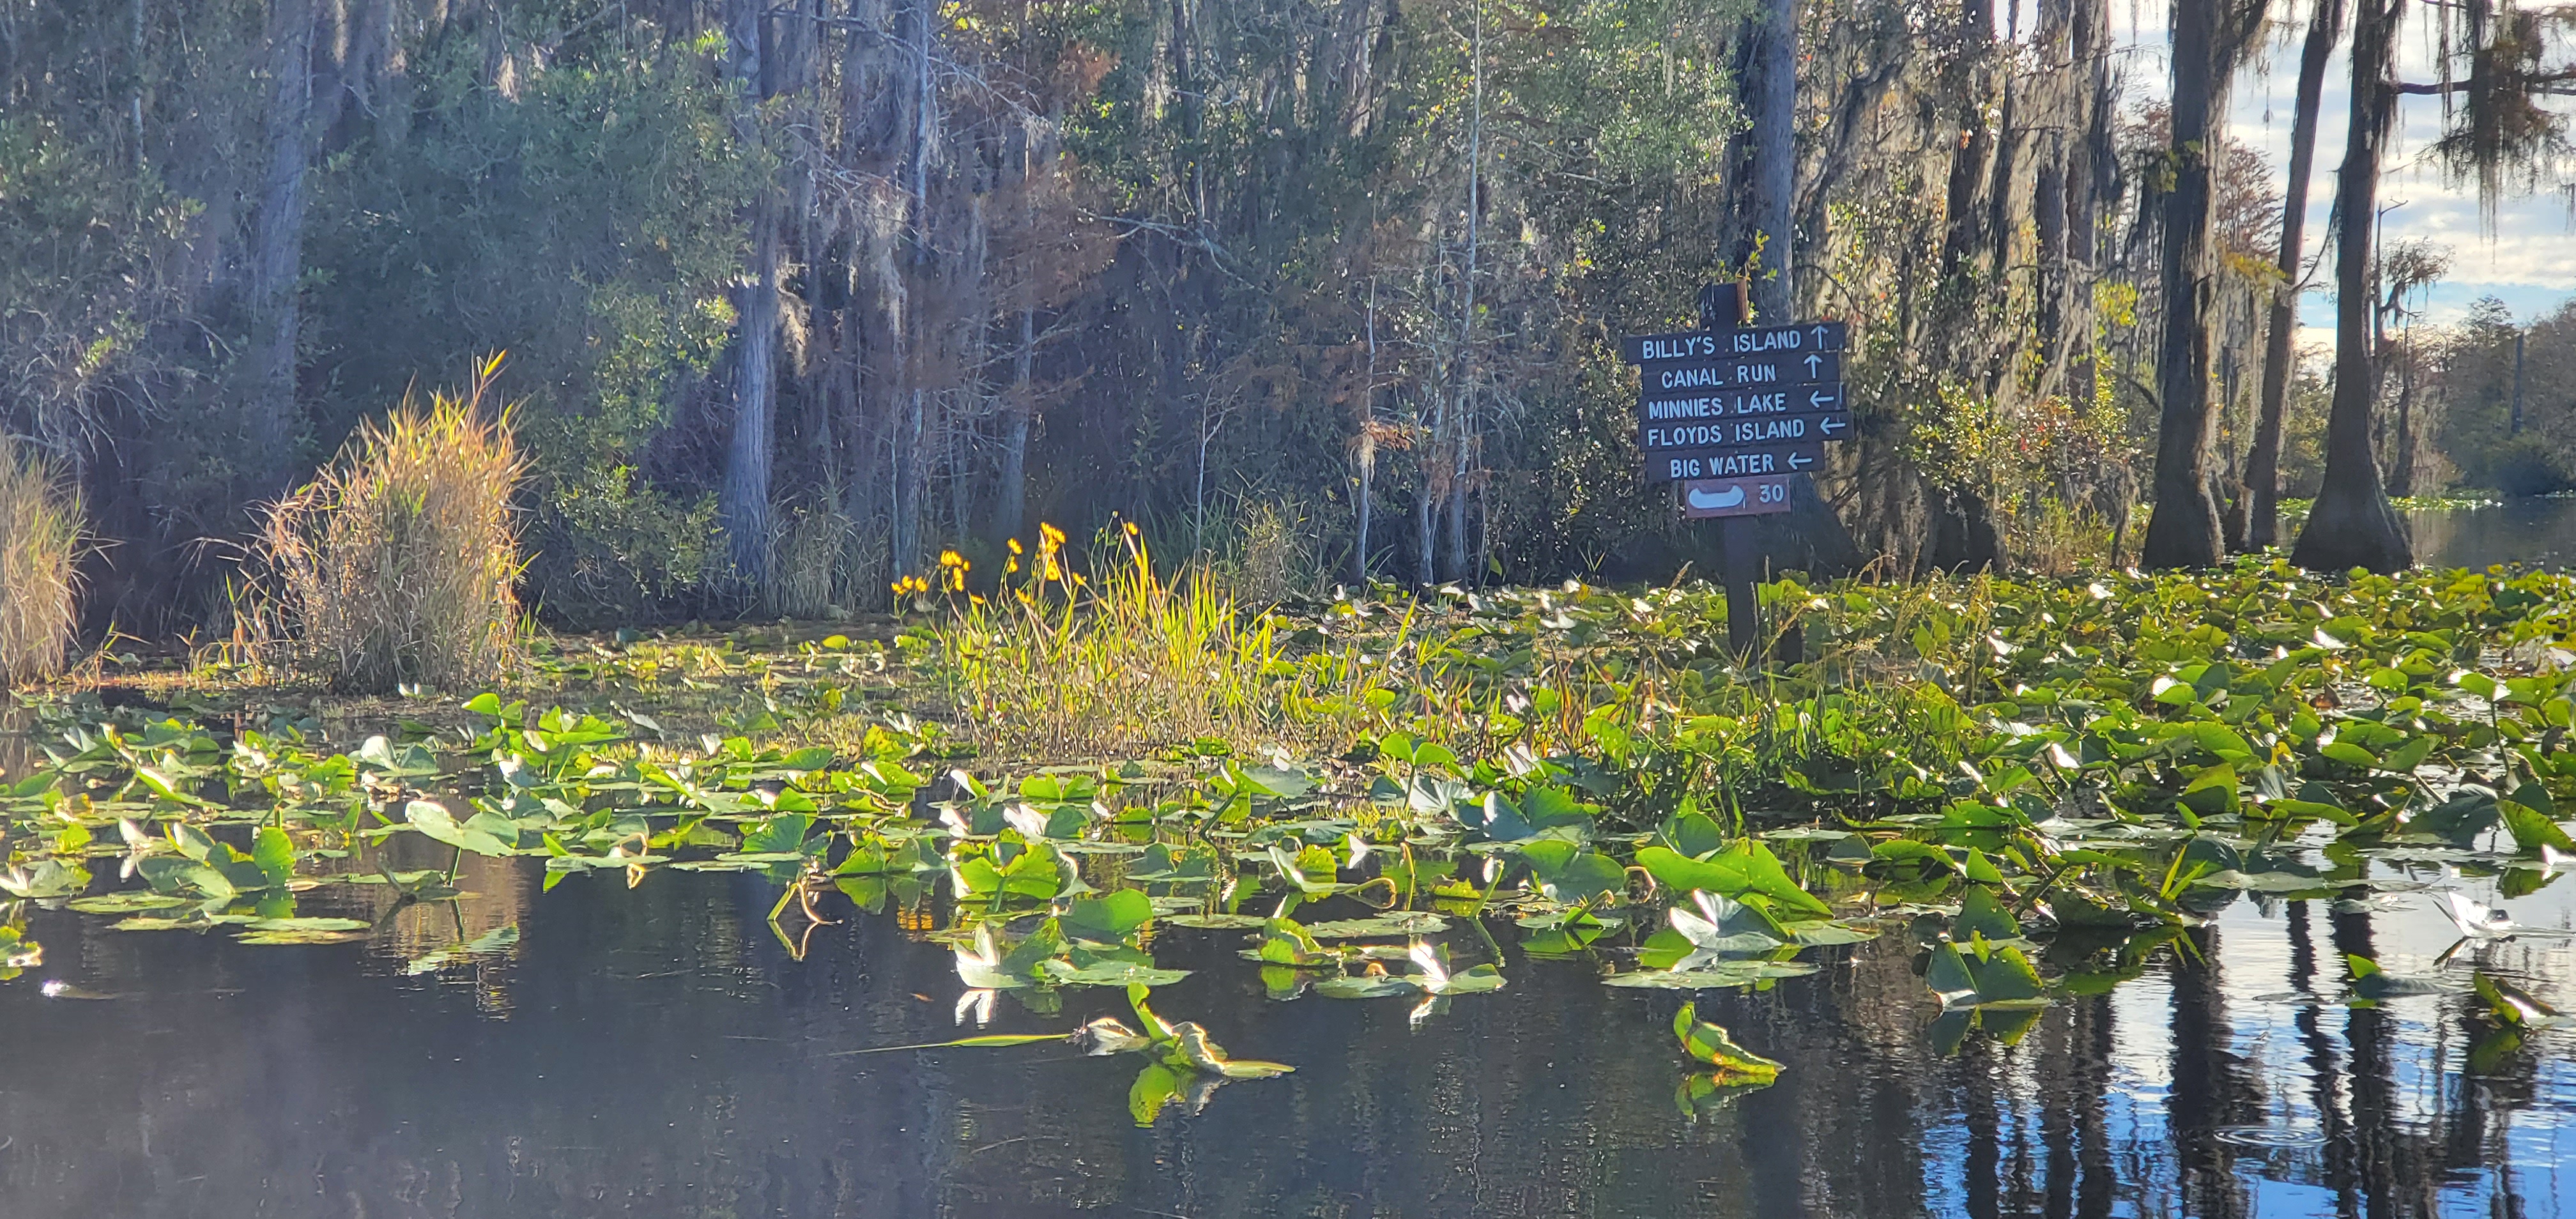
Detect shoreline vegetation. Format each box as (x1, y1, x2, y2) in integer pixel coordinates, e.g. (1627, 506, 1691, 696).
(4, 536, 2572, 1100)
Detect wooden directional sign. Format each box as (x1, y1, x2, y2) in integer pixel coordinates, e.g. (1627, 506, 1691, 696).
(1681, 474, 1796, 519)
(1639, 412, 1851, 452)
(1623, 304, 1851, 660)
(1639, 351, 1843, 395)
(1644, 441, 1825, 484)
(1620, 320, 1847, 364)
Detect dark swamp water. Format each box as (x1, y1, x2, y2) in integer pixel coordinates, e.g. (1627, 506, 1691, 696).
(2416, 498, 2576, 571)
(3, 831, 2572, 1217)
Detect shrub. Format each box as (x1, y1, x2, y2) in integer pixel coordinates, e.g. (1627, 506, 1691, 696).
(0, 435, 80, 684)
(245, 363, 525, 691)
(2486, 436, 2572, 498)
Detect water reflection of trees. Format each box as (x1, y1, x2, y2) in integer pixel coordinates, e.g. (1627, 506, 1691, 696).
(1878, 905, 2551, 1219)
(0, 877, 2557, 1218)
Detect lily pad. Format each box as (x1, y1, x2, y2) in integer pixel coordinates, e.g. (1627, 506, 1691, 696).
(1303, 912, 1451, 939)
(1927, 938, 2049, 1009)
(235, 926, 372, 945)
(1038, 958, 1192, 987)
(1673, 1001, 1781, 1084)
(243, 917, 371, 933)
(2345, 953, 2450, 1001)
(1160, 913, 1271, 930)
(65, 892, 194, 915)
(1602, 961, 1820, 989)
(1313, 973, 1422, 999)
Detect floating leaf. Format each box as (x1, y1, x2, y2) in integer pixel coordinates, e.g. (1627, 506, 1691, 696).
(405, 801, 514, 857)
(1160, 913, 1271, 930)
(1167, 1022, 1294, 1079)
(1668, 889, 1790, 965)
(1520, 838, 1627, 905)
(1672, 1001, 1781, 1084)
(2472, 974, 2569, 1028)
(1314, 972, 1422, 999)
(1951, 886, 2021, 942)
(235, 925, 371, 945)
(2345, 953, 2448, 1001)
(1603, 961, 1818, 989)
(1928, 937, 2048, 1009)
(1634, 841, 1832, 917)
(404, 923, 522, 975)
(1304, 912, 1451, 939)
(65, 892, 194, 915)
(2499, 793, 2576, 857)
(1038, 958, 1192, 987)
(1063, 890, 1155, 941)
(241, 916, 365, 932)
(1251, 918, 1337, 967)
(1128, 1062, 1192, 1126)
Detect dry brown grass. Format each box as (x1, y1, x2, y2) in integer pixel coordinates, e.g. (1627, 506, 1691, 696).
(0, 434, 80, 684)
(242, 360, 525, 691)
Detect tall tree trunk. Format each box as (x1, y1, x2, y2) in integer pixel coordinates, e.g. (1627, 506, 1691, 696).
(886, 0, 937, 578)
(723, 213, 782, 584)
(1354, 281, 1379, 586)
(1746, 0, 1861, 576)
(893, 387, 925, 575)
(2032, 0, 2071, 364)
(2063, 0, 2115, 408)
(2140, 0, 2234, 569)
(2389, 336, 2416, 495)
(1447, 0, 1482, 585)
(835, 0, 908, 574)
(1415, 466, 1435, 586)
(997, 305, 1034, 542)
(2291, 0, 2413, 572)
(248, 0, 318, 488)
(2248, 0, 2344, 550)
(1939, 0, 1997, 285)
(1353, 434, 1374, 585)
(719, 0, 777, 585)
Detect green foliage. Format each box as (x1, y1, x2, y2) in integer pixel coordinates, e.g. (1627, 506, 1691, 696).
(301, 35, 758, 622)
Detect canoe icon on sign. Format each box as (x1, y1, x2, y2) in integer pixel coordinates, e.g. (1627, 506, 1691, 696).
(1686, 484, 1747, 511)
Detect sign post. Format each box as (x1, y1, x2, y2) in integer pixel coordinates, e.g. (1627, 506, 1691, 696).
(1623, 288, 1851, 660)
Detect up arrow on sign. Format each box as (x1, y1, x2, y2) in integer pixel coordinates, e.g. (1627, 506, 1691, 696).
(1802, 353, 1823, 378)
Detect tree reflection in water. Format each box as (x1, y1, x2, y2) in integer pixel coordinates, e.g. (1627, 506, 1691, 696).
(0, 864, 2566, 1219)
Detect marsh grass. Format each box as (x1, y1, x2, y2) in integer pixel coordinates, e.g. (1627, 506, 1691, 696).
(765, 508, 862, 619)
(2005, 499, 2135, 576)
(240, 359, 525, 691)
(0, 435, 80, 684)
(935, 523, 1399, 760)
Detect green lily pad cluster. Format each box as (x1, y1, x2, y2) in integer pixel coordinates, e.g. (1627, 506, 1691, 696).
(0, 560, 2568, 1103)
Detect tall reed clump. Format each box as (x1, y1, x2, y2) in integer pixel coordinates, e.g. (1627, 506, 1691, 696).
(933, 521, 1382, 760)
(245, 360, 525, 691)
(0, 436, 81, 684)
